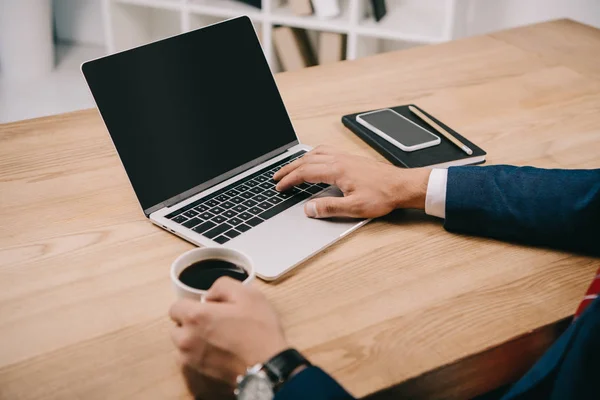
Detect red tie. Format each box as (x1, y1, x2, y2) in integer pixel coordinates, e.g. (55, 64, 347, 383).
(574, 267, 600, 319)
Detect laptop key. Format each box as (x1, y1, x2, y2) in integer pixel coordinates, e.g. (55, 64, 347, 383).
(246, 217, 264, 227)
(183, 210, 198, 218)
(263, 190, 278, 198)
(259, 192, 311, 220)
(205, 199, 219, 207)
(257, 202, 272, 210)
(297, 183, 311, 190)
(233, 205, 247, 213)
(277, 188, 299, 199)
(240, 191, 254, 199)
(182, 218, 202, 228)
(248, 207, 263, 215)
(236, 184, 250, 192)
(224, 229, 241, 239)
(259, 182, 273, 190)
(230, 196, 245, 204)
(246, 180, 259, 187)
(316, 183, 330, 189)
(226, 189, 240, 197)
(228, 217, 243, 226)
(212, 215, 227, 224)
(254, 194, 268, 202)
(255, 176, 268, 183)
(210, 206, 225, 214)
(238, 212, 253, 220)
(250, 187, 263, 194)
(305, 186, 323, 195)
(214, 236, 230, 244)
(221, 201, 235, 209)
(236, 223, 251, 233)
(192, 221, 216, 234)
(203, 223, 233, 239)
(267, 196, 283, 205)
(215, 194, 229, 202)
(194, 204, 209, 213)
(170, 198, 203, 216)
(199, 212, 215, 220)
(223, 210, 237, 218)
(172, 215, 187, 223)
(243, 199, 258, 207)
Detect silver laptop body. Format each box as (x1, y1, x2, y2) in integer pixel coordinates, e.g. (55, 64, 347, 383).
(82, 16, 367, 280)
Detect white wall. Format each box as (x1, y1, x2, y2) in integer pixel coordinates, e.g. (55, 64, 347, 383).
(465, 0, 600, 36)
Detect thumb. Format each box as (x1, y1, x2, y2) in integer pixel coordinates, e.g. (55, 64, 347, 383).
(304, 196, 354, 219)
(204, 276, 244, 303)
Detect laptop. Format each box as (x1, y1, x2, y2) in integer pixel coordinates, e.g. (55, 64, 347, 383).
(81, 16, 367, 280)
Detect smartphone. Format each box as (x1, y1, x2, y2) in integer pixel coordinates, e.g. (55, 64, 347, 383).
(356, 108, 441, 152)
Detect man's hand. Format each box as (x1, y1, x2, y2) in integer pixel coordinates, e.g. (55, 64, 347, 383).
(169, 278, 288, 387)
(274, 146, 431, 219)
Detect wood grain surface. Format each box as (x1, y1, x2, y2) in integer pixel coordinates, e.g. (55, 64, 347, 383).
(1, 19, 599, 400)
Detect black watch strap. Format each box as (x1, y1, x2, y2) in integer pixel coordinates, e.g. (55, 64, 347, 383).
(262, 348, 311, 390)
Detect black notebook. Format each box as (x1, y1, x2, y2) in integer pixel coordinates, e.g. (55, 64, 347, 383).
(342, 105, 486, 168)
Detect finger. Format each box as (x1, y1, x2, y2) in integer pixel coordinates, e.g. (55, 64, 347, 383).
(170, 325, 202, 353)
(170, 299, 227, 328)
(311, 145, 341, 156)
(304, 196, 357, 219)
(273, 154, 334, 182)
(276, 163, 338, 192)
(170, 298, 201, 326)
(204, 277, 245, 303)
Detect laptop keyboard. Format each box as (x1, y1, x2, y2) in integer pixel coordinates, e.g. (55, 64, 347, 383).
(164, 151, 330, 244)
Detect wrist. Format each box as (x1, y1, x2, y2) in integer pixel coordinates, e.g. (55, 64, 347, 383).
(288, 364, 308, 379)
(392, 168, 431, 210)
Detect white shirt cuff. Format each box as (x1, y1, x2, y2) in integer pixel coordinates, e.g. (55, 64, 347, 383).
(425, 168, 448, 219)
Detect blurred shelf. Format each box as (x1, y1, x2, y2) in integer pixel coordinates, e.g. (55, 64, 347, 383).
(357, 4, 446, 43)
(115, 0, 183, 11)
(188, 0, 263, 21)
(270, 3, 351, 34)
(104, 0, 462, 69)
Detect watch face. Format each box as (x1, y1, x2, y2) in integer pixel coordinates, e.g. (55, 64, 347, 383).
(237, 373, 274, 400)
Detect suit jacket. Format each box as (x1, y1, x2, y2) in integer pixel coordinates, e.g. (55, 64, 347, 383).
(275, 166, 600, 400)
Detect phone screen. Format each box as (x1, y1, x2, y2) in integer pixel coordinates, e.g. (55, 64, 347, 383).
(359, 109, 438, 147)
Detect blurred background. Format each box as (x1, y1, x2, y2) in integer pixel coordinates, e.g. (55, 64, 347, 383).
(1, 0, 599, 124)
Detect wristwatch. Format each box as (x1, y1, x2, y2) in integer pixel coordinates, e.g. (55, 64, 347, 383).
(235, 349, 311, 400)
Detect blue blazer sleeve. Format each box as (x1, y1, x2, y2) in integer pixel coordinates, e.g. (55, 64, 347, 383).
(444, 166, 600, 256)
(274, 367, 354, 400)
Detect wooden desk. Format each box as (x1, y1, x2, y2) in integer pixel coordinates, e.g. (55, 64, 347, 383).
(1, 19, 599, 400)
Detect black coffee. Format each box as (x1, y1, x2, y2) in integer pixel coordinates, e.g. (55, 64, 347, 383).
(178, 259, 248, 290)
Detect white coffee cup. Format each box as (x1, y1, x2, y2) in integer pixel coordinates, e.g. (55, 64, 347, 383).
(171, 247, 255, 301)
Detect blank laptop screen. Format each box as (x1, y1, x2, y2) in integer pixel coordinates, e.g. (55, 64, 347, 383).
(82, 17, 297, 212)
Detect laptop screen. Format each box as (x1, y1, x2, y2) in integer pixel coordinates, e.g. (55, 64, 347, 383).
(82, 17, 297, 212)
